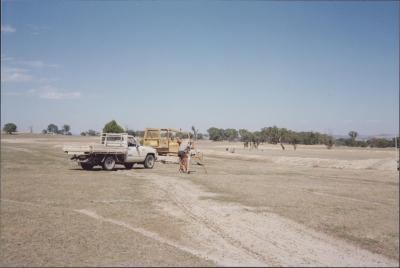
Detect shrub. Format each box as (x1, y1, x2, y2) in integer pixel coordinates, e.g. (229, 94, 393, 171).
(62, 124, 71, 134)
(103, 120, 124, 133)
(47, 124, 58, 134)
(3, 123, 17, 134)
(207, 127, 224, 141)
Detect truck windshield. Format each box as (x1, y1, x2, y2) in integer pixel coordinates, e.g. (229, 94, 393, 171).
(107, 136, 122, 142)
(128, 138, 136, 147)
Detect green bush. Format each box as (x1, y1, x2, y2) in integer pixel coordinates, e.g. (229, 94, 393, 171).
(103, 120, 124, 133)
(3, 123, 17, 134)
(368, 138, 393, 148)
(47, 124, 58, 133)
(207, 127, 224, 141)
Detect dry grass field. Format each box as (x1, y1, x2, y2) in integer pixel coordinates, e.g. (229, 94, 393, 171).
(0, 133, 398, 266)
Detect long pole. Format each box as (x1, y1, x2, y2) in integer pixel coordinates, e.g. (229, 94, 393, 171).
(187, 147, 191, 173)
(187, 131, 192, 173)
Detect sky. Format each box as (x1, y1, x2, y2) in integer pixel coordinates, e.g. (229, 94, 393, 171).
(1, 0, 399, 136)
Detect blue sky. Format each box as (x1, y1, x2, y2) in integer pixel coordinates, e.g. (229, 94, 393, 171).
(1, 0, 398, 135)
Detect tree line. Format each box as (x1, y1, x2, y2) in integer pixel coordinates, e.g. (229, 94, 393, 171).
(207, 126, 399, 149)
(335, 131, 398, 148)
(42, 124, 72, 135)
(207, 126, 334, 145)
(2, 121, 398, 148)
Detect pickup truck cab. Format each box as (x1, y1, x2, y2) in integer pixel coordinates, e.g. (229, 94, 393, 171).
(63, 133, 157, 171)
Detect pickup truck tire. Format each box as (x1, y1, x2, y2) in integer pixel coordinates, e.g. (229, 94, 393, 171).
(81, 163, 93, 170)
(144, 154, 155, 169)
(102, 156, 116, 171)
(124, 163, 134, 170)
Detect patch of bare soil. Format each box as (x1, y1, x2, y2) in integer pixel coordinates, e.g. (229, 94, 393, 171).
(119, 172, 396, 266)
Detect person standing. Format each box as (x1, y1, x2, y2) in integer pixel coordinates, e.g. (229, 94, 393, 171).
(177, 138, 191, 173)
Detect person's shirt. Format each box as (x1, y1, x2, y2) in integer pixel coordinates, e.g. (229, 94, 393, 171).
(179, 139, 190, 152)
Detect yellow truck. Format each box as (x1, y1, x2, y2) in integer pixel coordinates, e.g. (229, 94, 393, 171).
(143, 128, 189, 156)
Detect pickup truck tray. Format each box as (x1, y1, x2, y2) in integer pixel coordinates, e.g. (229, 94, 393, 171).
(63, 144, 127, 155)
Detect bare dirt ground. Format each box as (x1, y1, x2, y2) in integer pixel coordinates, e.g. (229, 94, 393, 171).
(0, 133, 398, 266)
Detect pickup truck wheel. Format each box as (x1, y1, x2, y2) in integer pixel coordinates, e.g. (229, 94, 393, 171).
(81, 163, 93, 170)
(102, 156, 116, 171)
(144, 154, 155, 169)
(124, 163, 134, 170)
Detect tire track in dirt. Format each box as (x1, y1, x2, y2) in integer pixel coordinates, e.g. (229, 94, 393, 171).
(73, 209, 217, 265)
(4, 173, 396, 266)
(133, 173, 398, 267)
(159, 184, 273, 266)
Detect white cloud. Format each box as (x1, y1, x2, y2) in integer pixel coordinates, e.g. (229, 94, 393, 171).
(2, 56, 59, 68)
(1, 91, 24, 96)
(39, 91, 81, 100)
(26, 24, 50, 35)
(1, 67, 33, 82)
(17, 60, 59, 68)
(37, 77, 60, 83)
(1, 24, 16, 33)
(1, 55, 14, 61)
(1, 58, 60, 83)
(1, 88, 36, 97)
(37, 85, 81, 100)
(2, 86, 81, 100)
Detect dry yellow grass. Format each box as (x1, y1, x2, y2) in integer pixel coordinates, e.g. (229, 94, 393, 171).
(0, 134, 398, 266)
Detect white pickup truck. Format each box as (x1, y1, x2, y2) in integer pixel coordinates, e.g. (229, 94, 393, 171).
(63, 133, 158, 171)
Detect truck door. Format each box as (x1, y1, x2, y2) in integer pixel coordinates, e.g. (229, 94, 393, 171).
(126, 138, 140, 162)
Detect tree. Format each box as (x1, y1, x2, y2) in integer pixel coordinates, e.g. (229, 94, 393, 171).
(325, 135, 335, 149)
(348, 131, 358, 140)
(249, 131, 262, 149)
(224, 128, 238, 141)
(3, 123, 17, 134)
(239, 129, 252, 142)
(207, 127, 224, 141)
(287, 131, 300, 150)
(87, 129, 98, 136)
(80, 132, 87, 136)
(176, 131, 193, 139)
(278, 128, 290, 149)
(62, 124, 71, 134)
(367, 138, 392, 148)
(126, 129, 136, 136)
(47, 124, 58, 134)
(103, 120, 124, 133)
(42, 129, 48, 134)
(191, 126, 197, 140)
(135, 130, 145, 137)
(261, 126, 280, 144)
